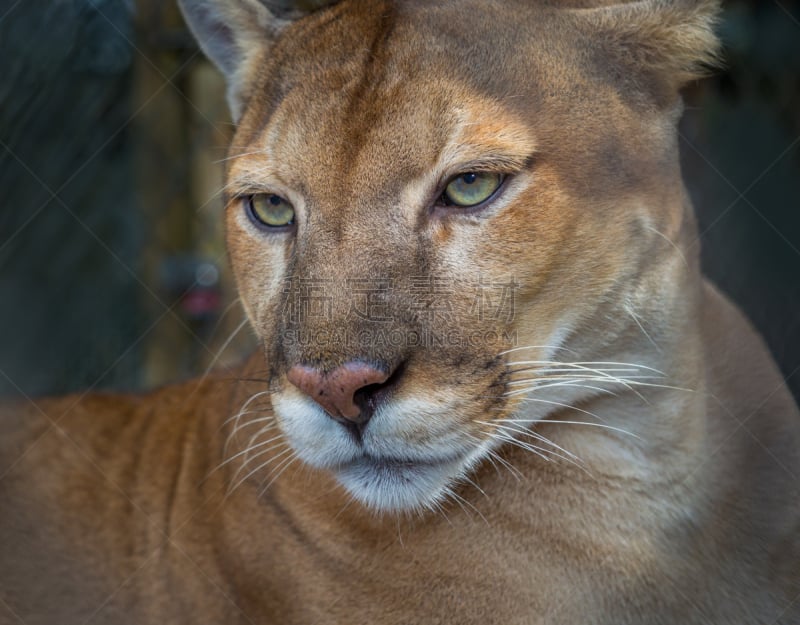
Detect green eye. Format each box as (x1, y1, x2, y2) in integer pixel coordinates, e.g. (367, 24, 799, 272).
(442, 172, 503, 208)
(247, 194, 295, 228)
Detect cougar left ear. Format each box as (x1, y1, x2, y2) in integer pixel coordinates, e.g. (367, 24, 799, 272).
(177, 0, 338, 120)
(571, 0, 722, 103)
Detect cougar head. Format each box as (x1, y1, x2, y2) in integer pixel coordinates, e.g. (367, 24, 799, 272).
(179, 0, 720, 511)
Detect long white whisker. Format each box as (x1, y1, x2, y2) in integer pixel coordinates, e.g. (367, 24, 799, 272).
(477, 420, 582, 463)
(506, 374, 659, 383)
(505, 360, 666, 376)
(625, 305, 663, 354)
(461, 475, 490, 500)
(507, 362, 653, 403)
(482, 444, 524, 481)
(611, 380, 696, 393)
(219, 403, 273, 430)
(507, 368, 650, 377)
(258, 453, 300, 497)
(504, 379, 621, 397)
(226, 413, 275, 435)
(228, 444, 293, 495)
(483, 424, 581, 466)
(497, 344, 579, 357)
(499, 418, 640, 440)
(241, 419, 281, 456)
(217, 432, 285, 470)
(195, 173, 256, 213)
(643, 223, 691, 270)
(237, 390, 273, 413)
(229, 440, 290, 487)
(212, 148, 270, 164)
(497, 395, 611, 423)
(448, 489, 489, 526)
(504, 435, 590, 473)
(493, 432, 551, 462)
(202, 317, 250, 378)
(227, 390, 274, 438)
(223, 418, 276, 457)
(506, 362, 658, 395)
(207, 296, 243, 340)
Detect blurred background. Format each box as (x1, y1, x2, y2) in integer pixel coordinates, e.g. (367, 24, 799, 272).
(0, 0, 798, 401)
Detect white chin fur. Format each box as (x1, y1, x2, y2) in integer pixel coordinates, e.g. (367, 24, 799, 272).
(272, 389, 487, 512)
(335, 456, 465, 512)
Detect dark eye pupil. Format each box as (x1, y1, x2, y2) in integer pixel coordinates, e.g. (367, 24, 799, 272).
(462, 173, 477, 185)
(269, 194, 282, 205)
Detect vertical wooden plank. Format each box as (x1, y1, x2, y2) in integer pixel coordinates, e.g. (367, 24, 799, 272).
(132, 0, 196, 387)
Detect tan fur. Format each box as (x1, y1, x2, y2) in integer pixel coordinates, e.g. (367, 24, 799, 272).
(2, 1, 799, 623)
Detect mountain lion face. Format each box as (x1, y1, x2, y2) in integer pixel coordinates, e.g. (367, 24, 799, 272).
(180, 0, 719, 511)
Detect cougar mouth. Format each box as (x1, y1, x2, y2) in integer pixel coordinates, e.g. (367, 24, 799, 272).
(334, 449, 479, 512)
(271, 381, 499, 511)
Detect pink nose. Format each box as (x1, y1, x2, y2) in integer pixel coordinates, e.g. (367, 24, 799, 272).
(286, 362, 390, 423)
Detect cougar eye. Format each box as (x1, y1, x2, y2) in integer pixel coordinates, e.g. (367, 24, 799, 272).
(442, 172, 503, 208)
(246, 194, 295, 229)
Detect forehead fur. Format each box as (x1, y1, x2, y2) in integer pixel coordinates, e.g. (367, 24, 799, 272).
(229, 0, 706, 208)
(237, 0, 720, 123)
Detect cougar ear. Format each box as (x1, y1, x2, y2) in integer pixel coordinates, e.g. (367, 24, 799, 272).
(573, 0, 722, 102)
(177, 0, 338, 120)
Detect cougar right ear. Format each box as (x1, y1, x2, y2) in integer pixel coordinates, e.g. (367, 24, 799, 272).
(177, 0, 338, 120)
(569, 0, 722, 104)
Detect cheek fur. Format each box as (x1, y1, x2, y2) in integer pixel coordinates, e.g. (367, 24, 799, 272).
(227, 207, 290, 329)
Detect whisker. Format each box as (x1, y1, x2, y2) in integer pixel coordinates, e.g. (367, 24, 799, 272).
(222, 412, 276, 453)
(217, 432, 285, 471)
(241, 419, 280, 454)
(481, 443, 524, 481)
(505, 362, 655, 403)
(497, 395, 612, 423)
(236, 390, 274, 413)
(611, 380, 696, 393)
(428, 493, 455, 526)
(235, 438, 290, 479)
(461, 475, 490, 500)
(224, 412, 275, 432)
(220, 415, 274, 457)
(195, 174, 254, 213)
(492, 432, 551, 462)
(448, 489, 490, 526)
(643, 223, 691, 270)
(505, 436, 587, 472)
(207, 296, 243, 340)
(497, 344, 579, 357)
(506, 368, 651, 377)
(258, 453, 300, 497)
(219, 407, 264, 430)
(480, 424, 591, 475)
(223, 390, 274, 437)
(498, 417, 640, 440)
(505, 360, 666, 376)
(202, 318, 250, 379)
(227, 444, 293, 496)
(212, 148, 270, 164)
(504, 379, 621, 396)
(333, 495, 357, 521)
(478, 420, 582, 463)
(625, 305, 663, 354)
